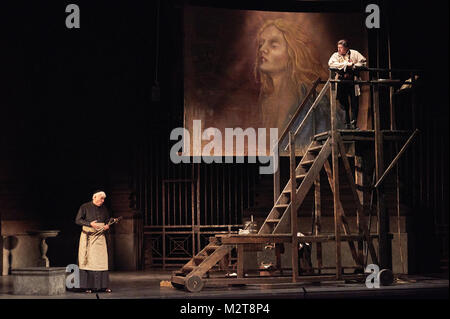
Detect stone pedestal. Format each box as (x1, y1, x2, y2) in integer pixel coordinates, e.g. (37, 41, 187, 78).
(12, 267, 66, 295)
(26, 230, 60, 267)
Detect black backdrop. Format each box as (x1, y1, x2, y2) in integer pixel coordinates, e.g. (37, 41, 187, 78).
(1, 0, 448, 272)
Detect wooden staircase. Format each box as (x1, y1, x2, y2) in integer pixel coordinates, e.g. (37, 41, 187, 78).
(258, 137, 331, 235)
(171, 236, 232, 292)
(171, 137, 333, 292)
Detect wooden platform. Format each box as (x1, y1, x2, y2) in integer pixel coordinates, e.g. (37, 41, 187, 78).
(314, 129, 412, 142)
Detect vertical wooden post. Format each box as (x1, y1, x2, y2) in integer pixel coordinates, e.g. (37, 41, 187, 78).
(387, 16, 395, 131)
(191, 164, 196, 258)
(162, 182, 166, 270)
(355, 155, 364, 266)
(237, 245, 244, 278)
(330, 80, 342, 279)
(374, 81, 391, 270)
(197, 164, 201, 255)
(289, 132, 298, 282)
(312, 88, 317, 138)
(274, 145, 280, 205)
(314, 177, 322, 274)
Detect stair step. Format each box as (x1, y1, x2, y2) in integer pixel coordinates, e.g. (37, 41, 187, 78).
(308, 145, 323, 153)
(194, 255, 206, 263)
(205, 245, 220, 252)
(296, 174, 306, 180)
(301, 160, 315, 167)
(275, 204, 289, 209)
(266, 219, 280, 223)
(182, 265, 196, 272)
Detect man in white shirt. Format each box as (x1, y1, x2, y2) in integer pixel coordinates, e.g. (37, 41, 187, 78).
(328, 39, 367, 129)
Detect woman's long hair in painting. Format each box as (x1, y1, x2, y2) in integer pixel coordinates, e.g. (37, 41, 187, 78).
(254, 18, 328, 98)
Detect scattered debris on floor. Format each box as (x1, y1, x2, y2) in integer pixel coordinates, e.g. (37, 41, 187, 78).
(160, 280, 173, 287)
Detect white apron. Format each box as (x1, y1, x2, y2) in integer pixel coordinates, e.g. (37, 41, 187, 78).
(78, 224, 108, 271)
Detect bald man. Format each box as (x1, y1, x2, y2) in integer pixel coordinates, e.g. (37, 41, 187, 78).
(75, 190, 112, 293)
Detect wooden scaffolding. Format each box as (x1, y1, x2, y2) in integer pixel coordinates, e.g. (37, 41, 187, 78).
(171, 67, 420, 292)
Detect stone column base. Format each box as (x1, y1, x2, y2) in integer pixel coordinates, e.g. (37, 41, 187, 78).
(12, 267, 66, 295)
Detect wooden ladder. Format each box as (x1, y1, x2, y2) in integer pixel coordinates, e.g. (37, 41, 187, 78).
(259, 137, 332, 235)
(171, 237, 232, 292)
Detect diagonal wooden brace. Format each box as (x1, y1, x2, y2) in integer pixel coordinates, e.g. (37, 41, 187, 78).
(335, 133, 379, 265)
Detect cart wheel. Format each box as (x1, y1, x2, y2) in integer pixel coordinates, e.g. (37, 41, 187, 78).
(185, 275, 204, 292)
(378, 269, 394, 286)
(171, 282, 185, 290)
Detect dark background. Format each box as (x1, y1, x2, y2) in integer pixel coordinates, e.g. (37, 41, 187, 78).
(1, 0, 448, 273)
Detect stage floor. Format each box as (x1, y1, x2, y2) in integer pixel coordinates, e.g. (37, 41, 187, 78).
(0, 270, 447, 299)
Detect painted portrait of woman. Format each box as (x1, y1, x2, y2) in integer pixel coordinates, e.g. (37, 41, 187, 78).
(184, 8, 365, 155)
(254, 18, 329, 132)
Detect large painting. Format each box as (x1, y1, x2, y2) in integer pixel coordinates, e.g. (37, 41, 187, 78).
(184, 6, 369, 156)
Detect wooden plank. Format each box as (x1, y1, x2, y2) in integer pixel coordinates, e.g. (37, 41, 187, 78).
(219, 234, 379, 244)
(314, 177, 322, 274)
(323, 160, 362, 267)
(374, 129, 419, 188)
(355, 155, 364, 265)
(203, 274, 367, 286)
(335, 134, 364, 214)
(373, 82, 391, 269)
(330, 81, 342, 280)
(289, 132, 299, 282)
(273, 138, 332, 234)
(191, 244, 233, 278)
(237, 245, 244, 278)
(171, 275, 186, 286)
(273, 162, 280, 205)
(336, 134, 379, 266)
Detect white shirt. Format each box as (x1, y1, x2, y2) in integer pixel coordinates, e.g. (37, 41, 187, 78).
(328, 49, 367, 96)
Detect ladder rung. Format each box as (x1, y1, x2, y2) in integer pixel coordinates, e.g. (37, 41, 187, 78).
(296, 174, 306, 180)
(194, 255, 206, 262)
(205, 245, 220, 252)
(308, 145, 323, 153)
(275, 204, 289, 208)
(182, 265, 196, 272)
(301, 160, 315, 166)
(266, 219, 280, 223)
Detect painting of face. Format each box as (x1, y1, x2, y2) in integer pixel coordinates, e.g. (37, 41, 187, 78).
(258, 25, 289, 75)
(183, 7, 368, 156)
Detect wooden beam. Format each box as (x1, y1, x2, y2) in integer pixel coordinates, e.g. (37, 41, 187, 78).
(323, 160, 362, 267)
(273, 138, 332, 234)
(373, 81, 391, 269)
(314, 177, 323, 274)
(355, 155, 365, 265)
(330, 80, 342, 279)
(374, 129, 419, 188)
(220, 234, 380, 244)
(237, 245, 244, 278)
(289, 132, 299, 282)
(191, 244, 233, 277)
(335, 135, 379, 265)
